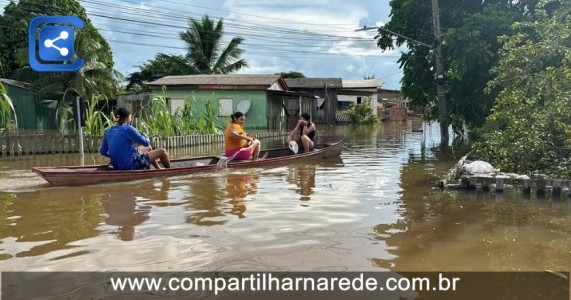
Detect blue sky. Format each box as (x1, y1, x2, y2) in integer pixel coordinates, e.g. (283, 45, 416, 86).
(6, 0, 405, 89)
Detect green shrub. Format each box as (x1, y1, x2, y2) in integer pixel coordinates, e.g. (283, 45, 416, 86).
(344, 99, 379, 125)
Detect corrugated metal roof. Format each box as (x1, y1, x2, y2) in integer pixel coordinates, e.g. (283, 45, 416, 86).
(147, 74, 282, 87)
(342, 79, 382, 88)
(285, 78, 342, 88)
(0, 78, 33, 90)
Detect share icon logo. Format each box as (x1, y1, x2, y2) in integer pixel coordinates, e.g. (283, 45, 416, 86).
(29, 16, 84, 72)
(39, 26, 74, 61)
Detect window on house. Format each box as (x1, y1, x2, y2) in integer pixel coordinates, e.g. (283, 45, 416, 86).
(170, 99, 185, 114)
(338, 101, 351, 110)
(357, 97, 362, 104)
(219, 98, 233, 116)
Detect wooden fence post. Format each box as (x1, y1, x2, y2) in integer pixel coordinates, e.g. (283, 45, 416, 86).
(496, 175, 509, 193)
(553, 180, 562, 199)
(522, 179, 531, 195)
(537, 177, 546, 197)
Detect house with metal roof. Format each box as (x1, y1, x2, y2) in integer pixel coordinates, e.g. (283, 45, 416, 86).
(147, 74, 307, 130)
(337, 79, 382, 122)
(0, 78, 57, 130)
(284, 78, 342, 126)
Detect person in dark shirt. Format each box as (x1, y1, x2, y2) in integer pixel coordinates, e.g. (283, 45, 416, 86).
(285, 112, 316, 153)
(99, 107, 171, 170)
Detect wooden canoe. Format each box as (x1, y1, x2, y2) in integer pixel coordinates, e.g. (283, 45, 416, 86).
(33, 140, 344, 186)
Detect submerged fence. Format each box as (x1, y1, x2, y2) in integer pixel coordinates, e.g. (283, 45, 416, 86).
(0, 130, 287, 156)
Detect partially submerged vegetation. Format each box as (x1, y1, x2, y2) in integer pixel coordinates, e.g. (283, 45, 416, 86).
(474, 1, 571, 177)
(344, 99, 380, 126)
(379, 0, 571, 176)
(0, 82, 16, 130)
(134, 94, 221, 138)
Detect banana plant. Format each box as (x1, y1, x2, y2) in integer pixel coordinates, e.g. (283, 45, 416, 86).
(0, 82, 17, 130)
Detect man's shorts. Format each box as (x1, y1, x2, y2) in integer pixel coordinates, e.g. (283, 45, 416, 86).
(132, 152, 151, 170)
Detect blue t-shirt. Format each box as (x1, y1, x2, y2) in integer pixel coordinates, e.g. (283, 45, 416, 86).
(99, 124, 150, 170)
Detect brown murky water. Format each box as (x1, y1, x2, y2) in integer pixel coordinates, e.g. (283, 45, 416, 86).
(1, 121, 570, 272)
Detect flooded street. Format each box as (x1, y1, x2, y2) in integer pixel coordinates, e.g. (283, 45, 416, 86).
(1, 121, 570, 272)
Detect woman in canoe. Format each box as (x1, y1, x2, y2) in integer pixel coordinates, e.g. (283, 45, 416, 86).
(99, 107, 171, 170)
(285, 112, 316, 152)
(224, 111, 264, 161)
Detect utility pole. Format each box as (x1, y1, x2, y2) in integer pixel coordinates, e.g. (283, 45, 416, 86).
(75, 96, 85, 166)
(431, 0, 448, 148)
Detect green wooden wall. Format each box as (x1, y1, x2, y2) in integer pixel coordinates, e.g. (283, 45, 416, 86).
(151, 89, 271, 129)
(4, 83, 57, 130)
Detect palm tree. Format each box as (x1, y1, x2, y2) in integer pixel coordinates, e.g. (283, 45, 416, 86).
(126, 15, 248, 90)
(180, 15, 248, 74)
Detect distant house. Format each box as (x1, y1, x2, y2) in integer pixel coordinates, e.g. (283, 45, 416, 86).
(116, 91, 151, 118)
(284, 78, 342, 125)
(147, 74, 307, 130)
(378, 88, 409, 121)
(337, 79, 382, 122)
(0, 78, 57, 130)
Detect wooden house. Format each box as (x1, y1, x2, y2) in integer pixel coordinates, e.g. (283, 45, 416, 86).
(284, 78, 342, 126)
(147, 74, 307, 130)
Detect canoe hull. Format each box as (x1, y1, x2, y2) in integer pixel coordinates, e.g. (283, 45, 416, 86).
(33, 140, 344, 186)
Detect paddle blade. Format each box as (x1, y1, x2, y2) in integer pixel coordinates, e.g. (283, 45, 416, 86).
(289, 141, 299, 154)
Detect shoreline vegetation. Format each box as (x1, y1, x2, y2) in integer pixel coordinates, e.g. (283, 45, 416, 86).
(378, 0, 571, 177)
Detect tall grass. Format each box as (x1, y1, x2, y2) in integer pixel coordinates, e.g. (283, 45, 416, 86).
(84, 95, 112, 136)
(56, 93, 112, 136)
(54, 88, 222, 138)
(0, 82, 17, 130)
(135, 92, 222, 137)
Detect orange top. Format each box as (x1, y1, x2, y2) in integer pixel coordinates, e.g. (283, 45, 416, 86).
(224, 123, 248, 150)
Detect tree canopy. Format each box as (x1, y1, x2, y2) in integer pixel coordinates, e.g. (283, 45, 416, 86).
(376, 0, 539, 132)
(0, 0, 118, 100)
(474, 0, 571, 176)
(275, 71, 305, 78)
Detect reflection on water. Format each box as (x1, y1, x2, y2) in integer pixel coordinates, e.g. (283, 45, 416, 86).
(288, 164, 316, 202)
(1, 121, 570, 272)
(225, 173, 259, 218)
(101, 189, 151, 241)
(0, 188, 103, 260)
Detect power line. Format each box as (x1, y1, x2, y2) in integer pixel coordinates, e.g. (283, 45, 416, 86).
(0, 20, 401, 59)
(77, 0, 369, 39)
(3, 1, 377, 44)
(103, 0, 361, 30)
(0, 3, 391, 57)
(0, 0, 403, 77)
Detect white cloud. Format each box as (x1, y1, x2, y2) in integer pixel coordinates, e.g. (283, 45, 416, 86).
(220, 0, 402, 88)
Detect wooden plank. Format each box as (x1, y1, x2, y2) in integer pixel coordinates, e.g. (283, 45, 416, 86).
(52, 134, 58, 154)
(553, 180, 562, 198)
(31, 134, 36, 155)
(522, 179, 531, 195)
(537, 178, 546, 197)
(67, 134, 72, 153)
(6, 132, 11, 156)
(468, 177, 478, 190)
(496, 175, 507, 193)
(481, 176, 492, 191)
(15, 135, 21, 155)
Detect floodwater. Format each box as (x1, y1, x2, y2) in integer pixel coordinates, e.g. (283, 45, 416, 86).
(0, 121, 570, 272)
